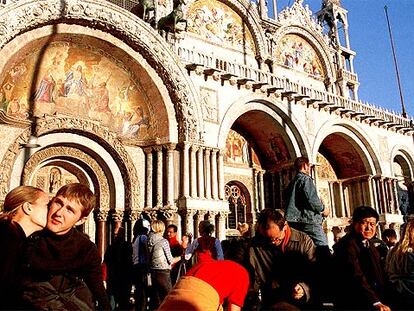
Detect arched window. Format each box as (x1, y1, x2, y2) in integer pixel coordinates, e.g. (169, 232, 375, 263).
(225, 184, 247, 229)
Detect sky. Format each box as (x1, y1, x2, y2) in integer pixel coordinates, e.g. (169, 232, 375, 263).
(274, 0, 414, 117)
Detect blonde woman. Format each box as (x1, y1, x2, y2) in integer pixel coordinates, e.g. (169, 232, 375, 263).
(0, 186, 49, 309)
(147, 219, 179, 309)
(386, 220, 414, 309)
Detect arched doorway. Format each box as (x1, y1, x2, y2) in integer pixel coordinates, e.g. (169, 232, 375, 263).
(393, 153, 414, 215)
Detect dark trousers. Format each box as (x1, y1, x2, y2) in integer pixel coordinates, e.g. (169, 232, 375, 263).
(133, 264, 148, 311)
(149, 269, 171, 310)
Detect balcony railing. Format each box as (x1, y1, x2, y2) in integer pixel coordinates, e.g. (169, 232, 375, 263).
(176, 45, 413, 132)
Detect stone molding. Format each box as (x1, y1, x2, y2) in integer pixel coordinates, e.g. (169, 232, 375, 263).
(22, 146, 110, 210)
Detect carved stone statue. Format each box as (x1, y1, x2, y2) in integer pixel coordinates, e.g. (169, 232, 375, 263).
(49, 167, 62, 193)
(158, 0, 187, 35)
(131, 0, 156, 24)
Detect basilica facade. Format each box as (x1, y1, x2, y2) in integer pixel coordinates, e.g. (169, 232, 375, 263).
(0, 0, 413, 256)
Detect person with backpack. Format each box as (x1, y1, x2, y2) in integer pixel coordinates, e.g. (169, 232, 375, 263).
(185, 220, 224, 263)
(132, 218, 150, 311)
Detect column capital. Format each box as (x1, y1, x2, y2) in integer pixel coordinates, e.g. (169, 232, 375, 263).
(153, 145, 163, 152)
(111, 209, 124, 222)
(143, 146, 153, 154)
(161, 209, 176, 221)
(190, 144, 199, 152)
(128, 210, 140, 222)
(144, 209, 159, 221)
(94, 209, 109, 222)
(166, 143, 177, 151)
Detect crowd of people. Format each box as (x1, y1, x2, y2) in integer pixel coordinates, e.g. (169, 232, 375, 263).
(1, 156, 414, 310)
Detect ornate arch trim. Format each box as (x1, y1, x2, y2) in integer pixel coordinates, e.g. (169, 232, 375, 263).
(0, 115, 140, 210)
(390, 145, 414, 179)
(273, 25, 335, 82)
(22, 146, 110, 210)
(0, 0, 203, 142)
(312, 120, 382, 175)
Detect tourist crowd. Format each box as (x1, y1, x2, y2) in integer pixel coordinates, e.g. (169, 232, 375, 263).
(0, 157, 413, 310)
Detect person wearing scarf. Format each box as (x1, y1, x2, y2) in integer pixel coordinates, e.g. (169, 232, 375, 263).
(249, 208, 317, 310)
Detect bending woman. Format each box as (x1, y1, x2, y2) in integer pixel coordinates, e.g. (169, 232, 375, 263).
(0, 186, 49, 309)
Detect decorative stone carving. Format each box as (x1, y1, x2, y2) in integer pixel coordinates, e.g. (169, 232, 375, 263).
(111, 209, 124, 222)
(22, 146, 110, 210)
(200, 87, 218, 123)
(0, 115, 140, 210)
(0, 0, 202, 142)
(95, 209, 109, 221)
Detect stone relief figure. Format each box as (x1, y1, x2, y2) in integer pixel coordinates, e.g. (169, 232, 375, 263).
(49, 167, 62, 193)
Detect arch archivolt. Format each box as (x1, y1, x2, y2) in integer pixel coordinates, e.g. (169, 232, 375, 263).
(0, 0, 203, 142)
(22, 146, 110, 210)
(218, 95, 310, 158)
(273, 25, 335, 81)
(0, 115, 140, 210)
(214, 0, 268, 59)
(390, 145, 414, 179)
(312, 120, 381, 175)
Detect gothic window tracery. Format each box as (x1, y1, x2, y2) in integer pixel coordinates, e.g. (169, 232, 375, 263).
(225, 184, 247, 229)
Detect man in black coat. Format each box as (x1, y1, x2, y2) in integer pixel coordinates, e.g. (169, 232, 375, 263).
(333, 206, 390, 311)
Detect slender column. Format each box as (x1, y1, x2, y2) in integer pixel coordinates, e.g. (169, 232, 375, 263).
(217, 150, 225, 200)
(112, 209, 124, 234)
(194, 211, 203, 238)
(392, 179, 401, 214)
(128, 210, 139, 243)
(182, 143, 190, 198)
(95, 209, 109, 259)
(144, 147, 153, 209)
(166, 144, 176, 207)
(211, 149, 218, 199)
(259, 170, 265, 211)
(328, 181, 336, 218)
(183, 210, 194, 236)
(218, 212, 227, 241)
(370, 177, 379, 212)
(197, 147, 205, 198)
(205, 148, 212, 199)
(338, 181, 346, 217)
(367, 176, 375, 209)
(258, 0, 267, 18)
(154, 145, 163, 207)
(190, 145, 198, 198)
(253, 169, 259, 212)
(379, 178, 387, 214)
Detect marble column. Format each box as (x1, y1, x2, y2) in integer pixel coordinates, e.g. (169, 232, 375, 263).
(217, 150, 225, 200)
(253, 169, 259, 213)
(182, 143, 190, 198)
(154, 145, 163, 208)
(338, 181, 346, 217)
(194, 211, 203, 238)
(259, 170, 265, 211)
(112, 209, 124, 234)
(211, 149, 218, 199)
(197, 147, 205, 198)
(128, 210, 139, 242)
(218, 212, 227, 241)
(328, 181, 336, 218)
(166, 144, 176, 208)
(190, 145, 198, 198)
(95, 209, 109, 259)
(183, 210, 194, 236)
(144, 147, 153, 209)
(367, 176, 376, 210)
(205, 148, 212, 199)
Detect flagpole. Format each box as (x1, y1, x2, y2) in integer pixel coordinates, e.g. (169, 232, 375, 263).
(384, 5, 407, 118)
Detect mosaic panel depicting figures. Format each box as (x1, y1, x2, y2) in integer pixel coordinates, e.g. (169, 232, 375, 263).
(225, 129, 260, 166)
(0, 38, 167, 141)
(275, 34, 325, 80)
(187, 0, 256, 54)
(317, 153, 337, 180)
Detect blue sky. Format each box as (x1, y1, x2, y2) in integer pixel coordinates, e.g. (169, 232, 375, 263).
(274, 0, 414, 117)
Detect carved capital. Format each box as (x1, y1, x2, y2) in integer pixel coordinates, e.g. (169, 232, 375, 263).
(111, 209, 124, 222)
(95, 209, 109, 222)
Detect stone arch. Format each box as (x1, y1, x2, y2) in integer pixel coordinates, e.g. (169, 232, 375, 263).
(390, 145, 414, 179)
(0, 116, 139, 211)
(218, 95, 310, 161)
(312, 121, 382, 176)
(22, 146, 111, 211)
(273, 25, 336, 83)
(215, 0, 267, 59)
(0, 0, 203, 142)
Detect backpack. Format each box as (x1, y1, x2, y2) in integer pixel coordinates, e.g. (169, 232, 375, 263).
(22, 275, 94, 311)
(195, 236, 217, 262)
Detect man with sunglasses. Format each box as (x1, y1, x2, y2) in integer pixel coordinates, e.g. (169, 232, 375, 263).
(333, 206, 390, 311)
(249, 208, 317, 309)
